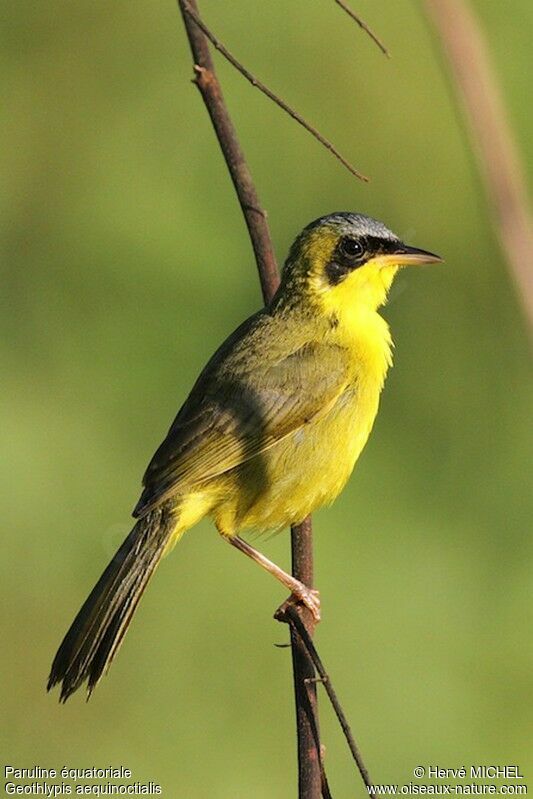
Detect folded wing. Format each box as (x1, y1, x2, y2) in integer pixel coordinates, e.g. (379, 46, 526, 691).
(134, 333, 349, 517)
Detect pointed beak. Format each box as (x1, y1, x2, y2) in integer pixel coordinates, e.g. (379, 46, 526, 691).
(379, 243, 443, 267)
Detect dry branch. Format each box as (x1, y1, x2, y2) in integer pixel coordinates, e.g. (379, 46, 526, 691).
(177, 1, 322, 796)
(181, 1, 368, 183)
(176, 2, 375, 796)
(333, 0, 390, 58)
(277, 604, 374, 792)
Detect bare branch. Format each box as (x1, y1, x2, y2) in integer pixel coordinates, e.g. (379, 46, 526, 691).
(424, 0, 533, 332)
(178, 1, 279, 301)
(276, 603, 375, 793)
(178, 3, 375, 795)
(288, 515, 321, 798)
(181, 1, 369, 183)
(177, 2, 323, 796)
(333, 0, 390, 58)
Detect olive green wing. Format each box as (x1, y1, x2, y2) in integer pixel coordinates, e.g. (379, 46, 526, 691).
(133, 340, 350, 517)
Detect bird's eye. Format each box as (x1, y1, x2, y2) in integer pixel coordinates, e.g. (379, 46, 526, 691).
(340, 237, 364, 259)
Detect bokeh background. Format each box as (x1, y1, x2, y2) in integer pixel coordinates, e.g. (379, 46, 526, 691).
(2, 1, 532, 796)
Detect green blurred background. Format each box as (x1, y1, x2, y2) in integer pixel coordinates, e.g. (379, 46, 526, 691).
(2, 1, 532, 796)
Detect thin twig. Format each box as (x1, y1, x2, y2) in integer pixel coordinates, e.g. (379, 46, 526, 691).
(333, 0, 390, 58)
(320, 752, 334, 799)
(424, 0, 533, 332)
(181, 0, 369, 183)
(178, 1, 279, 300)
(296, 657, 333, 799)
(277, 604, 375, 793)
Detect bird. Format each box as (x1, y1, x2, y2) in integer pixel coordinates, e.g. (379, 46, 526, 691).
(48, 211, 442, 702)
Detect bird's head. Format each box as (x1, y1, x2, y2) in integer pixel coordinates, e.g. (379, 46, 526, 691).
(280, 212, 442, 314)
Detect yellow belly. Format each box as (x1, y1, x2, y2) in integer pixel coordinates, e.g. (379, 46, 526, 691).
(168, 305, 393, 541)
(212, 382, 380, 534)
(211, 307, 393, 536)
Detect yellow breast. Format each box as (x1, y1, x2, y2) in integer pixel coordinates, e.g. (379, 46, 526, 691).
(217, 304, 393, 534)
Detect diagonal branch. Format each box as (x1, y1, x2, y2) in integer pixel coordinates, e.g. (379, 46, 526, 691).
(178, 3, 278, 300)
(276, 603, 375, 793)
(333, 0, 390, 58)
(181, 1, 369, 183)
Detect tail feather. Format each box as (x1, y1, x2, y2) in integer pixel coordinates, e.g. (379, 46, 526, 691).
(48, 504, 176, 702)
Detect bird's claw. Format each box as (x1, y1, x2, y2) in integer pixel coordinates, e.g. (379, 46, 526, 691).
(275, 586, 321, 623)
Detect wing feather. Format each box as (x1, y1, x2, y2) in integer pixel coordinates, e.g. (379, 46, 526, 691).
(134, 329, 349, 517)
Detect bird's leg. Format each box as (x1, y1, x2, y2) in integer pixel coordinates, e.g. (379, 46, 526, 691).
(222, 534, 320, 622)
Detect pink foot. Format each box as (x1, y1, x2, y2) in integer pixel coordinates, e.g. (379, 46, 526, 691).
(276, 586, 321, 623)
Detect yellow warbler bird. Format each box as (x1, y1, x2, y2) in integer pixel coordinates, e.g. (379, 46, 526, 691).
(48, 212, 441, 701)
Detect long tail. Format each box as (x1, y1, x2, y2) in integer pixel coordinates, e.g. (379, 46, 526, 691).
(48, 503, 176, 702)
